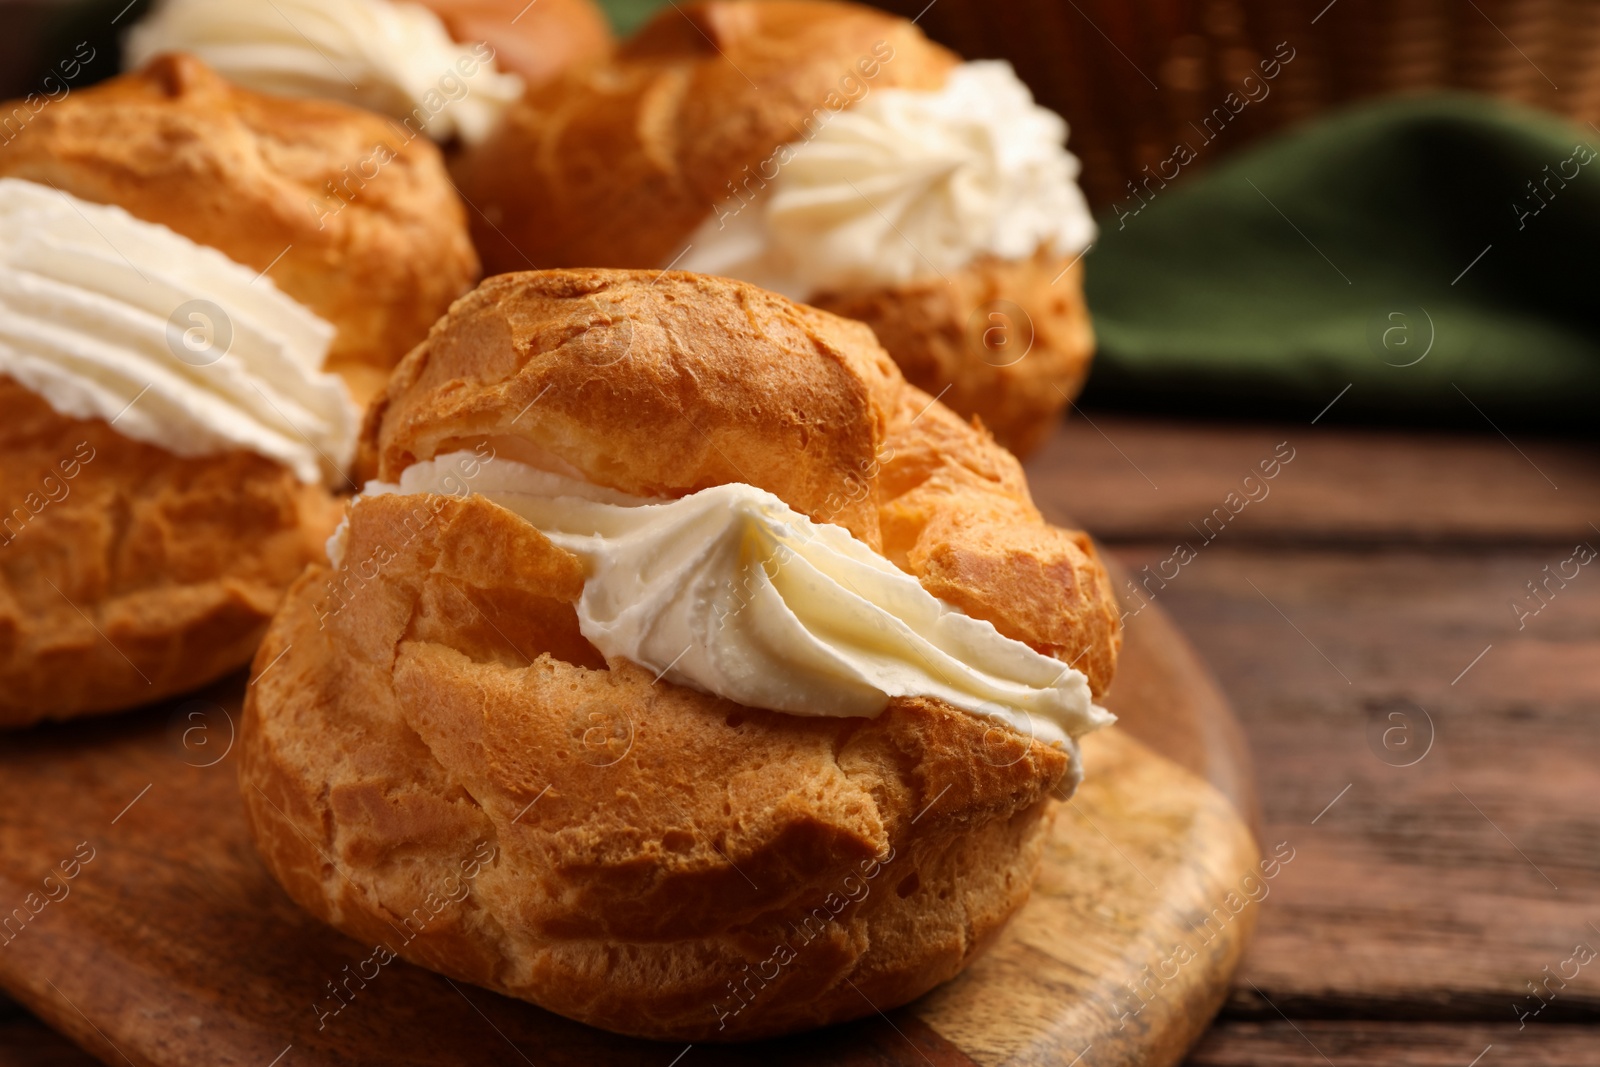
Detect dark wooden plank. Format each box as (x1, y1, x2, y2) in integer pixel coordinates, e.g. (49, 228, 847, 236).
(1185, 1021, 1599, 1066)
(1030, 416, 1599, 546)
(1107, 542, 1600, 1017)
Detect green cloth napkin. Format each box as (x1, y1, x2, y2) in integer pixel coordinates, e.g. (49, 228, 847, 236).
(1082, 94, 1600, 430)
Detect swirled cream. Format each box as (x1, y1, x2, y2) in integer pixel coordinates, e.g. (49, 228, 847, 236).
(343, 452, 1113, 748)
(0, 178, 359, 486)
(125, 0, 523, 145)
(676, 61, 1096, 300)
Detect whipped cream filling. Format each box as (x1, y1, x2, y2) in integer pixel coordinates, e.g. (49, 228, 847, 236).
(0, 178, 359, 486)
(125, 0, 524, 145)
(339, 452, 1113, 749)
(676, 61, 1096, 301)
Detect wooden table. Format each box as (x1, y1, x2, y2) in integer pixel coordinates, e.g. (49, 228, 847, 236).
(4, 413, 1597, 1066)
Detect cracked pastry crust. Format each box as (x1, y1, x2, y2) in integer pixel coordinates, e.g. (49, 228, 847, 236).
(240, 269, 1120, 1040)
(0, 378, 342, 727)
(0, 54, 479, 404)
(812, 249, 1095, 462)
(450, 0, 1093, 456)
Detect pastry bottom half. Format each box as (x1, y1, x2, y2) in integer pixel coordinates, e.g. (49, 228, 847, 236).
(241, 491, 1070, 1041)
(0, 376, 341, 726)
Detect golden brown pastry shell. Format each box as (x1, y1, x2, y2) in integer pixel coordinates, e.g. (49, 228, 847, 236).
(813, 250, 1095, 459)
(450, 0, 1092, 455)
(0, 54, 479, 403)
(0, 377, 341, 727)
(241, 269, 1120, 1040)
(452, 0, 955, 273)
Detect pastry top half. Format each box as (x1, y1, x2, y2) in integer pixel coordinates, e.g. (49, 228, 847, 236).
(0, 54, 479, 395)
(361, 268, 1119, 693)
(457, 0, 958, 272)
(244, 269, 1120, 1040)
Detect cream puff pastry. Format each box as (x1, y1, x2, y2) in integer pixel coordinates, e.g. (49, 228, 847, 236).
(452, 0, 1096, 456)
(125, 0, 612, 147)
(0, 57, 476, 725)
(241, 269, 1121, 1040)
(0, 54, 479, 403)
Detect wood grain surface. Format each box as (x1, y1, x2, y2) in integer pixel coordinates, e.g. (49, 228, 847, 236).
(1032, 415, 1600, 546)
(0, 549, 1259, 1066)
(1044, 415, 1600, 1064)
(6, 412, 1593, 1065)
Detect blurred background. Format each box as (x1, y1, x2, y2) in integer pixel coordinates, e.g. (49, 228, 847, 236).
(15, 0, 1598, 187)
(8, 0, 1596, 432)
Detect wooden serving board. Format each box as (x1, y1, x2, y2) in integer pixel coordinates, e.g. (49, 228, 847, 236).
(0, 594, 1258, 1067)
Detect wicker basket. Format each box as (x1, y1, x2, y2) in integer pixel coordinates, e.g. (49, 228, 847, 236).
(870, 0, 1600, 209)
